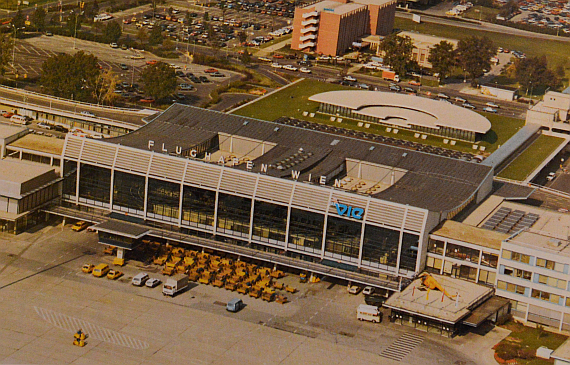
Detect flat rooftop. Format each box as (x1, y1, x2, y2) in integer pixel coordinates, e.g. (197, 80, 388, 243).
(383, 273, 494, 324)
(470, 199, 570, 258)
(0, 159, 55, 185)
(309, 91, 492, 134)
(8, 134, 65, 155)
(399, 31, 458, 47)
(103, 105, 493, 213)
(0, 124, 26, 140)
(552, 338, 570, 361)
(430, 220, 508, 251)
(93, 220, 151, 239)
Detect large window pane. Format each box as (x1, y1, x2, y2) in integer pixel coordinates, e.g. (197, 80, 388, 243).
(63, 160, 77, 196)
(182, 186, 215, 229)
(113, 171, 145, 213)
(216, 193, 251, 238)
(325, 216, 362, 259)
(288, 208, 324, 253)
(427, 239, 445, 255)
(446, 243, 480, 263)
(400, 233, 419, 272)
(147, 178, 180, 220)
(79, 163, 111, 205)
(252, 201, 287, 245)
(362, 225, 400, 269)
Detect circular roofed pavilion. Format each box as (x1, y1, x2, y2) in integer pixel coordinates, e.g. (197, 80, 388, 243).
(308, 90, 492, 142)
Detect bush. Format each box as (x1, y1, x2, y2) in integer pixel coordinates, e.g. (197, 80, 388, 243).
(517, 348, 535, 360)
(495, 343, 521, 360)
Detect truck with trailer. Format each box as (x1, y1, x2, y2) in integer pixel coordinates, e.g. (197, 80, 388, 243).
(162, 274, 189, 296)
(382, 70, 400, 82)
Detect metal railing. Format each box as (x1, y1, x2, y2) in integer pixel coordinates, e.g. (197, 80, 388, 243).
(0, 85, 157, 114)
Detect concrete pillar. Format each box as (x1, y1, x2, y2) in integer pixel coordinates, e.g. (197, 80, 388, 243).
(117, 248, 125, 260)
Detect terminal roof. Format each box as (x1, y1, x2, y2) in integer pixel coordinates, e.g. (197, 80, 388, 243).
(309, 90, 492, 134)
(430, 220, 507, 251)
(108, 105, 493, 213)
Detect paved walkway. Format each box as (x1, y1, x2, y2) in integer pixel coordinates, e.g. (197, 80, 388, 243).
(255, 38, 292, 57)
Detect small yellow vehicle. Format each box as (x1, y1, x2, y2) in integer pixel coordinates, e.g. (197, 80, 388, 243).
(107, 270, 123, 280)
(92, 264, 110, 277)
(81, 264, 94, 273)
(71, 221, 90, 232)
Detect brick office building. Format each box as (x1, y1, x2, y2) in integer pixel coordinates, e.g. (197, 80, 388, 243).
(291, 0, 397, 56)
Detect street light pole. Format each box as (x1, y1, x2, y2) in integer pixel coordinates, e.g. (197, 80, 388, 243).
(73, 13, 79, 49)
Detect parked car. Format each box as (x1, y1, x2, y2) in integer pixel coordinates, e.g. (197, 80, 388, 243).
(454, 96, 467, 103)
(198, 76, 210, 83)
(119, 63, 129, 70)
(283, 64, 298, 71)
(71, 221, 90, 232)
(389, 85, 401, 92)
(107, 270, 123, 280)
(348, 285, 362, 295)
(299, 67, 311, 74)
(81, 264, 94, 273)
(408, 80, 421, 86)
(109, 42, 119, 48)
(437, 93, 450, 99)
(343, 75, 357, 82)
(270, 62, 282, 69)
(362, 286, 374, 295)
(145, 278, 161, 288)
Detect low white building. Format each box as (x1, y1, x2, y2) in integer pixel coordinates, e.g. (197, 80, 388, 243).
(526, 91, 570, 133)
(480, 84, 519, 101)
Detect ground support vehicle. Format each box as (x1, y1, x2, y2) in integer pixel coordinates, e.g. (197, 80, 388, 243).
(357, 304, 382, 323)
(163, 274, 189, 296)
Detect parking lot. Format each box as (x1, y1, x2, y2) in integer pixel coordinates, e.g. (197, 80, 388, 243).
(0, 220, 508, 365)
(12, 34, 242, 106)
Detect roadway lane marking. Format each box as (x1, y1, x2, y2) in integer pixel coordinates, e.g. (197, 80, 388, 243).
(35, 306, 149, 349)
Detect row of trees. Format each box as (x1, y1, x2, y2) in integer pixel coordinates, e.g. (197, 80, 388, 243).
(379, 33, 561, 90)
(379, 34, 496, 86)
(39, 51, 177, 103)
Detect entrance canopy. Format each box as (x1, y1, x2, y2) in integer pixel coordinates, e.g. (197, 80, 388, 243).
(93, 220, 150, 250)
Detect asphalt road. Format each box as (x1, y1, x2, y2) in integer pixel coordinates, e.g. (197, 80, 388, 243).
(396, 11, 570, 43)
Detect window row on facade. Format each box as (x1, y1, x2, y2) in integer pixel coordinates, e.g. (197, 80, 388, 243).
(502, 249, 567, 274)
(427, 238, 498, 268)
(425, 256, 496, 286)
(63, 161, 420, 273)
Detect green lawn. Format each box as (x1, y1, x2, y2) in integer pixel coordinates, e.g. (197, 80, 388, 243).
(462, 6, 500, 22)
(394, 17, 570, 70)
(498, 134, 564, 180)
(496, 320, 568, 365)
(232, 79, 524, 153)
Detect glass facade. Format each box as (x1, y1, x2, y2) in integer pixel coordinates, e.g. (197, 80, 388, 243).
(400, 233, 419, 271)
(446, 243, 480, 263)
(182, 186, 216, 229)
(78, 163, 111, 206)
(362, 225, 400, 269)
(113, 171, 145, 214)
(325, 216, 362, 260)
(252, 201, 288, 246)
(288, 208, 324, 253)
(147, 178, 180, 221)
(427, 239, 445, 255)
(216, 193, 251, 238)
(63, 160, 77, 196)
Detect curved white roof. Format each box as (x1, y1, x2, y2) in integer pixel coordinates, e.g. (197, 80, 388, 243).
(309, 90, 492, 134)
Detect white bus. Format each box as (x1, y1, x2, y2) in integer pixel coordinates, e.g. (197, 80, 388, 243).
(10, 115, 29, 125)
(356, 304, 382, 323)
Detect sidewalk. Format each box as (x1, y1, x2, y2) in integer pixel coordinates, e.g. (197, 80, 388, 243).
(255, 38, 292, 57)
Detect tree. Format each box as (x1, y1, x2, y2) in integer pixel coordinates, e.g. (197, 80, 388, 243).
(137, 27, 148, 44)
(94, 68, 120, 105)
(456, 36, 495, 86)
(237, 31, 247, 44)
(379, 34, 413, 77)
(31, 7, 47, 32)
(0, 34, 14, 76)
(40, 51, 101, 101)
(12, 9, 25, 37)
(427, 41, 456, 82)
(515, 55, 560, 93)
(103, 20, 122, 43)
(140, 61, 177, 100)
(66, 13, 82, 36)
(148, 25, 163, 46)
(84, 0, 99, 20)
(499, 0, 518, 17)
(240, 50, 251, 65)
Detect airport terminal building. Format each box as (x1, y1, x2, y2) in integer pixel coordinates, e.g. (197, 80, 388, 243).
(58, 105, 494, 289)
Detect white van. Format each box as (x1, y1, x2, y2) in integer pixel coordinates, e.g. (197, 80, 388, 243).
(10, 115, 29, 125)
(132, 272, 149, 286)
(357, 304, 382, 323)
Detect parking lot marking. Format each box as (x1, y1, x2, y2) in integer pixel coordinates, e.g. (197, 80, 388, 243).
(380, 332, 424, 362)
(35, 306, 149, 350)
